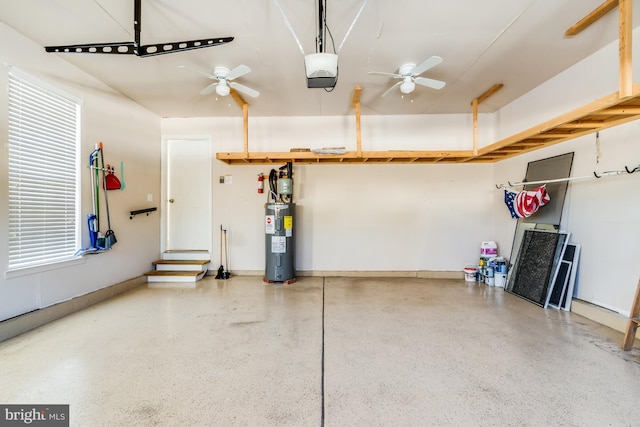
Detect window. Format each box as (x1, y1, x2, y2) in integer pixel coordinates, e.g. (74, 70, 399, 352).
(8, 68, 81, 270)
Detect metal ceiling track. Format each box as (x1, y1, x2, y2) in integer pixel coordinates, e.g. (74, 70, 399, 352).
(45, 0, 233, 57)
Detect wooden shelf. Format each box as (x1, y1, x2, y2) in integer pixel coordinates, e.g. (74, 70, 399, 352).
(216, 150, 478, 165)
(216, 85, 640, 165)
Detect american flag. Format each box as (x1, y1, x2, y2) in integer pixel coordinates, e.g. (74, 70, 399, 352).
(504, 186, 550, 219)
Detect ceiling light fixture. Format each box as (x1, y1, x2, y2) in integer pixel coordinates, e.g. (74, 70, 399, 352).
(215, 81, 231, 97)
(400, 77, 415, 94)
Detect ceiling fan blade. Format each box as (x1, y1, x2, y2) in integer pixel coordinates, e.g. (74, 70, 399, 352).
(411, 56, 443, 77)
(226, 64, 251, 81)
(414, 77, 446, 90)
(381, 81, 402, 97)
(178, 65, 216, 80)
(229, 82, 260, 98)
(200, 82, 219, 95)
(368, 71, 402, 79)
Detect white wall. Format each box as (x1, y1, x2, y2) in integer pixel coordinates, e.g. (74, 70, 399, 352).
(163, 114, 497, 273)
(493, 29, 640, 316)
(0, 23, 161, 321)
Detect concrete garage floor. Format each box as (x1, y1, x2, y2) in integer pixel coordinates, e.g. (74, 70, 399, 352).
(0, 276, 639, 426)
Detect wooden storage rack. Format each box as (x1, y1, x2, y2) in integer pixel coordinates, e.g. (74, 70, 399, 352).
(216, 85, 640, 165)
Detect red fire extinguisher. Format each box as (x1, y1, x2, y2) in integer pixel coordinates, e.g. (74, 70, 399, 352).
(257, 173, 264, 194)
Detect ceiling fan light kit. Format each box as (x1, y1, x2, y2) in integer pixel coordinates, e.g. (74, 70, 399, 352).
(400, 78, 415, 94)
(215, 82, 231, 97)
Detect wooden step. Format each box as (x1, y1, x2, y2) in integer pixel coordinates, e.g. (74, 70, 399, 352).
(144, 270, 206, 283)
(152, 259, 210, 272)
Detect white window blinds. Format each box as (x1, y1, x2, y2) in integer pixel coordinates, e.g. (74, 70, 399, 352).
(8, 69, 80, 269)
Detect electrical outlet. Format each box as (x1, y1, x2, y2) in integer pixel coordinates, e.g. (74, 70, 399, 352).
(147, 194, 153, 202)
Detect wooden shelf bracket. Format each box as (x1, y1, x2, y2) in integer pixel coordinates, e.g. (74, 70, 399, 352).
(471, 83, 503, 156)
(623, 277, 640, 350)
(352, 86, 363, 157)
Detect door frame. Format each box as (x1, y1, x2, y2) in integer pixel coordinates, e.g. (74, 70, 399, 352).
(161, 135, 213, 255)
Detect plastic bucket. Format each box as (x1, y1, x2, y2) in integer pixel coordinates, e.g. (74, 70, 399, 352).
(495, 273, 507, 288)
(464, 266, 478, 282)
(480, 241, 498, 257)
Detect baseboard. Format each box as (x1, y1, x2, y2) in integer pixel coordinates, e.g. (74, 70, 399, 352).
(571, 299, 630, 334)
(211, 270, 462, 279)
(0, 276, 146, 343)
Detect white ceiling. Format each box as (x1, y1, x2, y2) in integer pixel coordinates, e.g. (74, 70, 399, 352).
(0, 0, 636, 118)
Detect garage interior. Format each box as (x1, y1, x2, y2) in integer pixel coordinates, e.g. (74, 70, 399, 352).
(1, 1, 640, 425)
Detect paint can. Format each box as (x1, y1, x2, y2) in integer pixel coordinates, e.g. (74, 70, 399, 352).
(485, 267, 495, 286)
(495, 272, 507, 288)
(464, 265, 478, 282)
(495, 257, 508, 274)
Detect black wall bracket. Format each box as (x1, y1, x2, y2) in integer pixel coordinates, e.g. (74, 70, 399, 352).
(130, 207, 157, 219)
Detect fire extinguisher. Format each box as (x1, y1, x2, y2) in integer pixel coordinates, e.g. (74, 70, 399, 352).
(257, 173, 264, 194)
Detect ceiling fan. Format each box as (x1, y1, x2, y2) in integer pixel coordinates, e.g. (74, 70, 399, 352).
(369, 56, 446, 97)
(179, 64, 260, 98)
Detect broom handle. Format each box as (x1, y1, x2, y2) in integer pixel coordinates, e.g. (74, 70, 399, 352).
(224, 229, 229, 271)
(95, 152, 100, 230)
(99, 143, 112, 230)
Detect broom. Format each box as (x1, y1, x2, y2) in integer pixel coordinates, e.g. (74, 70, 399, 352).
(99, 142, 117, 248)
(223, 227, 230, 279)
(215, 225, 225, 279)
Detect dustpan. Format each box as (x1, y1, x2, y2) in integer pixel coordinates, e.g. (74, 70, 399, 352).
(105, 165, 122, 190)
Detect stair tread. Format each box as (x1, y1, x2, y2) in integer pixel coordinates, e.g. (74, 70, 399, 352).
(144, 270, 205, 277)
(153, 260, 210, 265)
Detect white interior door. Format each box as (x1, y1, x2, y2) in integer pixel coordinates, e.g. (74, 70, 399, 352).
(165, 138, 212, 251)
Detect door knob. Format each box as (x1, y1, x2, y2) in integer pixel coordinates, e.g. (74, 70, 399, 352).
(169, 199, 175, 203)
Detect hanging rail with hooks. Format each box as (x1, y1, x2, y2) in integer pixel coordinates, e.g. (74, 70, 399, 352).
(129, 207, 157, 219)
(495, 164, 640, 189)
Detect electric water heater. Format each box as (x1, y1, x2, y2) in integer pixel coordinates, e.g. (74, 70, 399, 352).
(264, 202, 296, 283)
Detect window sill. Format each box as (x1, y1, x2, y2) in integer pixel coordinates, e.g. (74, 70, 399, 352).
(4, 257, 86, 279)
